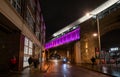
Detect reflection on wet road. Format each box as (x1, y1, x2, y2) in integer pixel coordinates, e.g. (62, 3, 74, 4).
(44, 61, 111, 77)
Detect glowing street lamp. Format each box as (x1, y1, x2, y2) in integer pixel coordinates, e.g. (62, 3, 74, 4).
(92, 33, 98, 37)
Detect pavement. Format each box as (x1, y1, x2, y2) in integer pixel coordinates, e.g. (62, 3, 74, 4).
(0, 61, 50, 77)
(78, 63, 120, 77)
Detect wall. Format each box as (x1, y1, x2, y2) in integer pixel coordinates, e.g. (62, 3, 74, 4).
(0, 30, 20, 71)
(74, 41, 82, 64)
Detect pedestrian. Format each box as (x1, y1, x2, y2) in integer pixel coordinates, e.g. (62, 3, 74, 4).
(28, 56, 33, 67)
(10, 56, 17, 71)
(91, 56, 96, 67)
(33, 56, 39, 69)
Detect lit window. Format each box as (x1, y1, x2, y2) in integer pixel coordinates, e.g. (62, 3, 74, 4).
(29, 48, 32, 55)
(24, 46, 28, 54)
(23, 37, 33, 67)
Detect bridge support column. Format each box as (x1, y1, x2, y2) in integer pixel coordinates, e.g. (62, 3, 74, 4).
(74, 41, 81, 64)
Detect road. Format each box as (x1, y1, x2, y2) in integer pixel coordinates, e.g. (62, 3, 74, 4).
(44, 61, 111, 77)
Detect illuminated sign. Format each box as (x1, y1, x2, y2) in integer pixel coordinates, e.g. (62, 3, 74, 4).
(109, 47, 119, 52)
(45, 27, 80, 49)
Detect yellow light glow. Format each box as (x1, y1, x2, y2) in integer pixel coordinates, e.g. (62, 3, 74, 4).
(93, 33, 98, 37)
(85, 42, 88, 48)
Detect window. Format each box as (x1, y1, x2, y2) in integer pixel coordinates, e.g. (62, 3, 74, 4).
(26, 8, 34, 31)
(24, 46, 28, 54)
(23, 37, 33, 67)
(30, 0, 36, 11)
(8, 0, 21, 14)
(36, 15, 40, 25)
(24, 37, 33, 55)
(35, 32, 40, 39)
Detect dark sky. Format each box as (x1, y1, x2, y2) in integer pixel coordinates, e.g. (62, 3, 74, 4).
(39, 0, 107, 41)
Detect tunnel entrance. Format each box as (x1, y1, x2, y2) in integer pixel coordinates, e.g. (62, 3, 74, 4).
(46, 42, 75, 63)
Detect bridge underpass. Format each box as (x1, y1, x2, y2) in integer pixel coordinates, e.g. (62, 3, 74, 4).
(45, 27, 81, 64)
(46, 42, 76, 63)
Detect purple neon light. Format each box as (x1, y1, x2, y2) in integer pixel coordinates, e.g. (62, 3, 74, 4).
(45, 27, 80, 49)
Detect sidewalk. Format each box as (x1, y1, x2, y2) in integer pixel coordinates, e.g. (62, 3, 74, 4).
(78, 63, 120, 77)
(21, 61, 50, 73)
(40, 61, 50, 72)
(0, 61, 50, 77)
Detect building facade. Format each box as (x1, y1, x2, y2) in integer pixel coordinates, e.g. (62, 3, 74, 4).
(0, 0, 45, 71)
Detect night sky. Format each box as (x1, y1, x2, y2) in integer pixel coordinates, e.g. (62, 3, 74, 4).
(39, 0, 107, 41)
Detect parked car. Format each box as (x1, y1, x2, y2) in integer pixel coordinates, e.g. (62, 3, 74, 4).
(49, 54, 61, 60)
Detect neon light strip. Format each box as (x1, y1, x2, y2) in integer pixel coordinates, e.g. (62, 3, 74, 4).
(53, 0, 119, 37)
(45, 27, 80, 49)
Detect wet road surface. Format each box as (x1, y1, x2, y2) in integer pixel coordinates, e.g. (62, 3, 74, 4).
(44, 61, 111, 77)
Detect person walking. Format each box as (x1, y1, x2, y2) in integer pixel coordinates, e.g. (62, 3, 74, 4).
(10, 56, 17, 71)
(33, 56, 39, 69)
(91, 56, 96, 67)
(28, 56, 33, 70)
(28, 56, 33, 67)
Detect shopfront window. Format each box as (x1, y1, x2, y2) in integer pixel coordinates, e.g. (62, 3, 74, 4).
(23, 37, 33, 67)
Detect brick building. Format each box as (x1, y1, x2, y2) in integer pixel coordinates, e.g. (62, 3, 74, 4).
(0, 0, 45, 71)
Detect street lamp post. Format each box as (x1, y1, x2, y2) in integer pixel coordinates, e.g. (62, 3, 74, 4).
(86, 13, 101, 52)
(96, 15, 101, 53)
(96, 15, 102, 64)
(86, 13, 101, 64)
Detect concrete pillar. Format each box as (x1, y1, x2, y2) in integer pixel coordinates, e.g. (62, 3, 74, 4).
(67, 50, 69, 58)
(74, 41, 81, 63)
